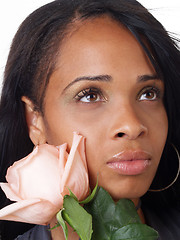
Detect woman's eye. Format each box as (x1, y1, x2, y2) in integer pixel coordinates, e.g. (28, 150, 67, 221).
(75, 88, 105, 103)
(139, 87, 160, 101)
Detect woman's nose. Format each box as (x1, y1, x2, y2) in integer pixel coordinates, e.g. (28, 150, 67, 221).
(109, 104, 148, 140)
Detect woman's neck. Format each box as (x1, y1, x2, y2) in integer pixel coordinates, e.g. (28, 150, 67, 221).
(137, 208, 146, 224)
(132, 198, 146, 224)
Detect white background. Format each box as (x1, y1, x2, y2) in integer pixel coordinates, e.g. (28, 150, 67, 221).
(0, 0, 180, 93)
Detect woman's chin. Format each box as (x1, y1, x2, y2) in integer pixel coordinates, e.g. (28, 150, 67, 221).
(97, 182, 149, 202)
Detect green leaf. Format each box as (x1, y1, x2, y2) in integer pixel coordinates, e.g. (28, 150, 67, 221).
(56, 209, 68, 240)
(111, 223, 158, 240)
(67, 188, 78, 201)
(85, 187, 158, 240)
(63, 195, 93, 240)
(49, 222, 60, 231)
(80, 181, 99, 204)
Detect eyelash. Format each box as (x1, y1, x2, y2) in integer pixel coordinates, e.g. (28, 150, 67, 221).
(74, 85, 161, 103)
(74, 87, 106, 103)
(138, 86, 161, 101)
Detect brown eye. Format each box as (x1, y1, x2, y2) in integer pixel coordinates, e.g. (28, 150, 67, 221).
(85, 93, 98, 102)
(75, 88, 106, 103)
(139, 87, 160, 101)
(143, 91, 155, 99)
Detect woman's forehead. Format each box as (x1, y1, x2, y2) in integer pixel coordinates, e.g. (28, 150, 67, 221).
(55, 16, 144, 69)
(46, 16, 156, 96)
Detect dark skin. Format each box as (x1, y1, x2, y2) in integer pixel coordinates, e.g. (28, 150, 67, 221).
(23, 16, 168, 239)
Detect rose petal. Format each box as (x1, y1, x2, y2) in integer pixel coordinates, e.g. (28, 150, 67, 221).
(57, 143, 68, 178)
(0, 132, 89, 226)
(60, 132, 89, 200)
(5, 144, 63, 206)
(6, 155, 32, 195)
(0, 183, 22, 201)
(0, 198, 61, 225)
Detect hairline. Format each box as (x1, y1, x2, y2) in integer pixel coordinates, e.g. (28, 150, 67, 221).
(39, 13, 163, 114)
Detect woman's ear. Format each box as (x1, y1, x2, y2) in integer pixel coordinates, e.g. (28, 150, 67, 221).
(22, 96, 47, 145)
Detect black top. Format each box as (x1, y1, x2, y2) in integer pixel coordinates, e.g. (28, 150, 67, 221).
(143, 204, 180, 240)
(15, 225, 51, 240)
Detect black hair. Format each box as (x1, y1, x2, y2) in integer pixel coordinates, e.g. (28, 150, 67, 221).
(0, 0, 180, 238)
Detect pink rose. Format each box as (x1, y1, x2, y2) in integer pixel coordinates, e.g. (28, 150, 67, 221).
(0, 132, 89, 225)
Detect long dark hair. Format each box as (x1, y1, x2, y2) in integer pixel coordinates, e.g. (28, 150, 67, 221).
(0, 0, 180, 238)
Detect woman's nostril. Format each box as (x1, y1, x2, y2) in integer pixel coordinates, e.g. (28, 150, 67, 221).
(117, 132, 124, 138)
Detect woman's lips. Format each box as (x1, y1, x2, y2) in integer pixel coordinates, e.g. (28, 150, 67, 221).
(107, 150, 152, 175)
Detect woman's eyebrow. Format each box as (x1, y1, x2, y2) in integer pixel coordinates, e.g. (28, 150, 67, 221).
(63, 74, 112, 92)
(137, 74, 161, 82)
(62, 73, 160, 93)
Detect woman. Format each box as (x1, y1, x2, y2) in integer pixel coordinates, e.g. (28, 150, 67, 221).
(0, 0, 180, 239)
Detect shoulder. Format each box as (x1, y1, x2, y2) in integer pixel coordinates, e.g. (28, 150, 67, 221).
(143, 204, 180, 240)
(15, 225, 51, 240)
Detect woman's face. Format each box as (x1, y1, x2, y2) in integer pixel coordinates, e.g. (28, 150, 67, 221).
(38, 17, 168, 201)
